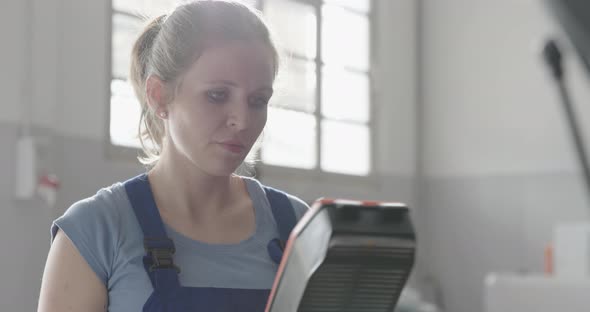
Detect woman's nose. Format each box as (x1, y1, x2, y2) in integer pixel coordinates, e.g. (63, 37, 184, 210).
(226, 102, 249, 130)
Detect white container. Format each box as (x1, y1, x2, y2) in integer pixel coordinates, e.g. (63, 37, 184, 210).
(485, 273, 590, 312)
(554, 223, 590, 278)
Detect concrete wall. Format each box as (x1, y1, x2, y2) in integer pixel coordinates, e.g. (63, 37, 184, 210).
(420, 1, 590, 311)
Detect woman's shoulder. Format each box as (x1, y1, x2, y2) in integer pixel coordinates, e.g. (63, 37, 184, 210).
(50, 180, 131, 285)
(74, 181, 127, 209)
(52, 182, 128, 239)
(241, 176, 310, 220)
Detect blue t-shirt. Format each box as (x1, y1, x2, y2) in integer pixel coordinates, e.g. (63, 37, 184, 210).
(51, 176, 309, 311)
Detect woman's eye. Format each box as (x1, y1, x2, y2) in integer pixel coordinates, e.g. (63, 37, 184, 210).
(250, 96, 270, 108)
(206, 89, 228, 103)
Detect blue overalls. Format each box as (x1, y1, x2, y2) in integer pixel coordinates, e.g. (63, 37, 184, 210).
(123, 174, 296, 312)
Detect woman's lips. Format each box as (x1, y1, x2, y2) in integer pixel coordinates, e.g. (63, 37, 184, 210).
(218, 142, 245, 153)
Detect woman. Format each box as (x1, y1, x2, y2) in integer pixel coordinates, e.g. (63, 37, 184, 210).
(38, 1, 309, 311)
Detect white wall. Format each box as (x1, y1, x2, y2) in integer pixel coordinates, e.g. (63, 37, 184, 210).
(1, 0, 27, 124)
(1, 0, 420, 311)
(56, 0, 111, 139)
(421, 0, 590, 177)
(0, 1, 52, 310)
(1, 0, 60, 129)
(420, 1, 590, 312)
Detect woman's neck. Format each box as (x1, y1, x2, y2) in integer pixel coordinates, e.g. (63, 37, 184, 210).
(147, 149, 243, 223)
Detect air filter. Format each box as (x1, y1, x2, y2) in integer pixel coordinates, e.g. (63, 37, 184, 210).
(266, 199, 416, 312)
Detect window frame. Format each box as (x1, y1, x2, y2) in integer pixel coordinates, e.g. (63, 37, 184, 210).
(105, 0, 380, 185)
(105, 1, 151, 162)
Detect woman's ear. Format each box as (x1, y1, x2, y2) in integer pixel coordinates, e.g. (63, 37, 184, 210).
(146, 75, 167, 115)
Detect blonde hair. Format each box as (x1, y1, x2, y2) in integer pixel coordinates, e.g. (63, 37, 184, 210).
(129, 0, 279, 167)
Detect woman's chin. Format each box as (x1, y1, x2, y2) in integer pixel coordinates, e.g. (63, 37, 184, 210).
(204, 161, 244, 177)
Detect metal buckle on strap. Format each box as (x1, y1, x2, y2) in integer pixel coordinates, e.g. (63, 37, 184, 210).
(144, 239, 181, 273)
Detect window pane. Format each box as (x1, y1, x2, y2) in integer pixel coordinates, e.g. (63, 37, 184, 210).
(322, 66, 369, 122)
(321, 5, 369, 71)
(273, 58, 316, 113)
(323, 0, 371, 13)
(112, 14, 142, 79)
(110, 79, 142, 148)
(262, 108, 316, 169)
(264, 0, 317, 59)
(321, 120, 370, 175)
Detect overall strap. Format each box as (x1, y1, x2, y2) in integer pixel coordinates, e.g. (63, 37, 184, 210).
(123, 173, 181, 291)
(264, 186, 297, 246)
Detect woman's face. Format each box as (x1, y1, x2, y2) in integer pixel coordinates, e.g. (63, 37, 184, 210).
(165, 40, 275, 176)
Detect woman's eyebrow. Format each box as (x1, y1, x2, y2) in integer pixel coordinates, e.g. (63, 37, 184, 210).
(205, 79, 238, 87)
(204, 80, 273, 93)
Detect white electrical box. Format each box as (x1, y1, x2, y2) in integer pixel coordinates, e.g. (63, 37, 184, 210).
(15, 135, 36, 199)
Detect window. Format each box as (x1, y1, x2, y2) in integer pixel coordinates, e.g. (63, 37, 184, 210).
(109, 0, 373, 176)
(262, 0, 372, 176)
(110, 1, 178, 148)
